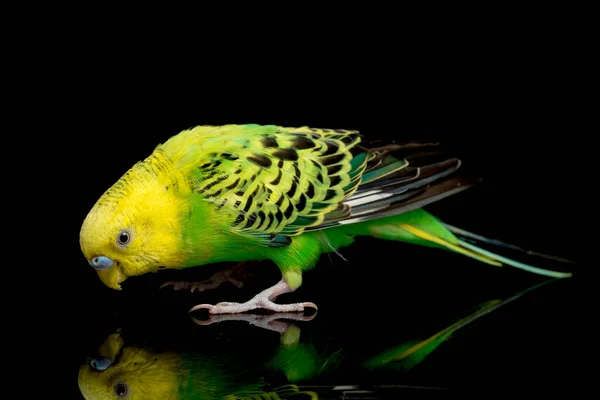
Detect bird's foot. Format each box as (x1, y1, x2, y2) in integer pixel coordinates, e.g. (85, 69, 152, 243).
(191, 311, 315, 332)
(189, 279, 318, 315)
(160, 262, 247, 293)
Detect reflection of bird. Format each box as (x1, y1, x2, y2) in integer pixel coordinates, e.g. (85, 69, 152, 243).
(77, 316, 443, 400)
(363, 278, 560, 371)
(79, 275, 554, 400)
(78, 331, 317, 400)
(80, 124, 572, 314)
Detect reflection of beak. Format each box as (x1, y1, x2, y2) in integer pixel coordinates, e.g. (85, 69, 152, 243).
(99, 332, 125, 362)
(78, 332, 125, 398)
(96, 264, 126, 290)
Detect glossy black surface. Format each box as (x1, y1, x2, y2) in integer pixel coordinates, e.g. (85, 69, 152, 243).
(24, 22, 585, 398)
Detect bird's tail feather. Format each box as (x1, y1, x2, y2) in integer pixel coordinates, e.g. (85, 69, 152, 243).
(442, 223, 577, 264)
(397, 223, 573, 278)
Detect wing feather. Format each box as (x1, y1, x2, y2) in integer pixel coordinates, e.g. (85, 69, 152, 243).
(163, 125, 364, 245)
(161, 125, 468, 247)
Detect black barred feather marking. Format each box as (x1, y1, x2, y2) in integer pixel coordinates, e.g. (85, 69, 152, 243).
(306, 156, 468, 230)
(189, 125, 363, 245)
(186, 125, 468, 247)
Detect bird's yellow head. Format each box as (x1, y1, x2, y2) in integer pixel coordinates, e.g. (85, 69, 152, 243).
(80, 154, 191, 289)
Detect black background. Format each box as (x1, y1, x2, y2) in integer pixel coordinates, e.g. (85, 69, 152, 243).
(14, 17, 587, 397)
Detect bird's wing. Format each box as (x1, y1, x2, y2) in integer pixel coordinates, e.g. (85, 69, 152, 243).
(167, 124, 366, 247)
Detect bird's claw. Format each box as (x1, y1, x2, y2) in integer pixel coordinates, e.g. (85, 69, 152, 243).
(189, 304, 217, 313)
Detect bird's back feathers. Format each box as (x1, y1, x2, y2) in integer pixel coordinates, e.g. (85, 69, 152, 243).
(158, 125, 470, 247)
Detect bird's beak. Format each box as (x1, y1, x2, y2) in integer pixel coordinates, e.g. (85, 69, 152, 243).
(96, 263, 126, 290)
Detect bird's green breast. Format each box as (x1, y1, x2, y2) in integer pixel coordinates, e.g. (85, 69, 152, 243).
(178, 195, 273, 268)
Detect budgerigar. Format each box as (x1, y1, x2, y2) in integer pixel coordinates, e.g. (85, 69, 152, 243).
(79, 124, 572, 315)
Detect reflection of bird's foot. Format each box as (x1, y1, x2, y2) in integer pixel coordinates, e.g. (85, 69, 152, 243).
(160, 263, 247, 293)
(191, 312, 316, 333)
(191, 299, 317, 314)
(189, 279, 318, 315)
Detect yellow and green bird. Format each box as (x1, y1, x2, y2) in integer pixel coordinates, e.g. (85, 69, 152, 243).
(80, 124, 572, 314)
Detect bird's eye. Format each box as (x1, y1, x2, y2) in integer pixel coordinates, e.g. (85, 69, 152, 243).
(114, 381, 129, 397)
(116, 229, 132, 247)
